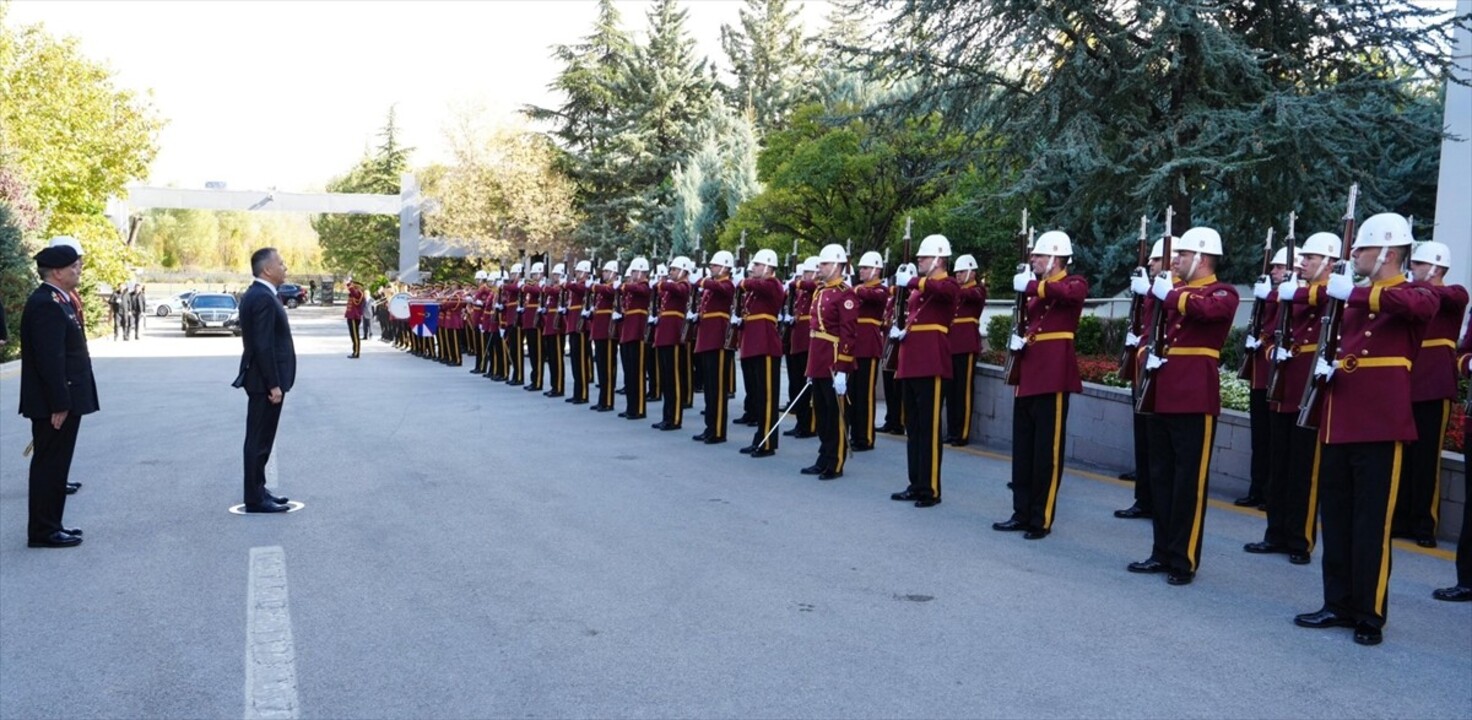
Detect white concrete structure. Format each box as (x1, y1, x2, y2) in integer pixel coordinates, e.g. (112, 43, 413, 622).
(1432, 0, 1472, 292)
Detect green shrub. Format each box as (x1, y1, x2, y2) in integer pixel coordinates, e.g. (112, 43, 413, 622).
(1219, 368, 1251, 412)
(985, 313, 1013, 353)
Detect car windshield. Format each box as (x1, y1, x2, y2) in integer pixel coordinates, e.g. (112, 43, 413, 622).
(191, 295, 236, 309)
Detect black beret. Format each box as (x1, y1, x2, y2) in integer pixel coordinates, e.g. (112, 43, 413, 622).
(35, 245, 80, 269)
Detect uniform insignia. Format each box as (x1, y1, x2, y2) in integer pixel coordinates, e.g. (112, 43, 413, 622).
(1213, 290, 1228, 297)
(844, 299, 855, 310)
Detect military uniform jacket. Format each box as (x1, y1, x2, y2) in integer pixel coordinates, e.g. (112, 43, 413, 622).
(739, 277, 785, 359)
(1016, 272, 1088, 398)
(520, 283, 543, 330)
(589, 282, 616, 341)
(18, 283, 99, 419)
(1245, 289, 1282, 391)
(1271, 282, 1328, 415)
(345, 286, 365, 321)
(619, 281, 651, 344)
(852, 280, 887, 359)
(474, 287, 496, 331)
(1459, 307, 1471, 377)
(1409, 282, 1468, 402)
(1152, 275, 1240, 415)
(951, 280, 987, 355)
(542, 285, 564, 336)
(498, 281, 521, 327)
(565, 281, 589, 333)
(653, 279, 690, 347)
(896, 273, 958, 380)
(1320, 276, 1437, 445)
(788, 280, 815, 355)
(694, 276, 734, 354)
(442, 296, 465, 330)
(805, 279, 858, 379)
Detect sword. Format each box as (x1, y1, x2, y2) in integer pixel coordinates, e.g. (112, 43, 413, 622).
(757, 379, 813, 448)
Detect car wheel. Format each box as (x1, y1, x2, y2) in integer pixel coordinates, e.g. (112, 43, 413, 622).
(157, 306, 169, 317)
(286, 299, 299, 309)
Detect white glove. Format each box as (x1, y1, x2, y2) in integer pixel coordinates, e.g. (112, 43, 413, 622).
(731, 317, 743, 327)
(781, 312, 794, 324)
(494, 303, 504, 311)
(1326, 272, 1354, 301)
(1151, 275, 1173, 301)
(833, 371, 848, 395)
(1252, 279, 1271, 300)
(647, 316, 657, 325)
(888, 327, 906, 341)
(895, 267, 915, 288)
(1314, 358, 1335, 381)
(1245, 336, 1262, 350)
(612, 280, 622, 291)
(538, 307, 547, 315)
(1013, 272, 1033, 293)
(686, 311, 698, 322)
(516, 307, 525, 314)
(1130, 268, 1150, 296)
(1145, 353, 1166, 371)
(732, 269, 745, 284)
(473, 299, 484, 307)
(1124, 332, 1142, 348)
(1273, 347, 1292, 363)
(1008, 334, 1026, 351)
(612, 312, 623, 321)
(581, 309, 592, 318)
(559, 307, 568, 314)
(1277, 281, 1297, 302)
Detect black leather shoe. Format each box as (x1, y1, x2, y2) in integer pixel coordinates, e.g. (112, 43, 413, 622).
(1288, 552, 1311, 565)
(617, 412, 628, 418)
(1114, 505, 1151, 519)
(1118, 471, 1136, 481)
(1432, 585, 1472, 602)
(268, 493, 290, 505)
(1244, 541, 1285, 554)
(625, 414, 646, 420)
(594, 406, 614, 412)
(800, 465, 824, 475)
(1234, 494, 1263, 507)
(570, 399, 589, 405)
(651, 422, 680, 431)
(1294, 608, 1356, 629)
(878, 425, 905, 435)
(782, 428, 799, 436)
(733, 416, 755, 425)
(349, 354, 360, 359)
(692, 433, 710, 442)
(818, 470, 842, 480)
(1353, 623, 1383, 646)
(1167, 570, 1195, 586)
(851, 443, 873, 452)
(913, 497, 941, 508)
(891, 490, 920, 501)
(992, 519, 1027, 532)
(792, 431, 817, 439)
(544, 391, 564, 398)
(61, 527, 82, 537)
(704, 437, 727, 445)
(1128, 559, 1166, 574)
(65, 482, 81, 495)
(750, 448, 775, 458)
(739, 445, 756, 454)
(1023, 529, 1050, 540)
(1415, 537, 1437, 548)
(28, 531, 82, 548)
(946, 437, 969, 447)
(243, 501, 290, 514)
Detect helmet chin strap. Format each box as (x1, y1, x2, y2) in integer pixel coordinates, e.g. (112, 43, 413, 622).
(1041, 256, 1056, 277)
(1185, 254, 1202, 283)
(1369, 246, 1389, 278)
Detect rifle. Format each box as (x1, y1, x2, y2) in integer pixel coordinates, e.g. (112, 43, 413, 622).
(645, 242, 661, 343)
(1119, 215, 1150, 376)
(779, 238, 799, 351)
(682, 246, 705, 344)
(610, 251, 625, 339)
(1266, 211, 1297, 403)
(1237, 226, 1275, 379)
(724, 231, 748, 352)
(1003, 209, 1032, 386)
(1133, 205, 1175, 414)
(573, 248, 595, 334)
(1297, 183, 1359, 430)
(880, 216, 914, 373)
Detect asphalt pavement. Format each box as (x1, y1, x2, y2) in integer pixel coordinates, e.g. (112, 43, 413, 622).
(2, 305, 1468, 719)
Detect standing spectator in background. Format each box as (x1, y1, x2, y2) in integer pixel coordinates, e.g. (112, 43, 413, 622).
(309, 279, 318, 305)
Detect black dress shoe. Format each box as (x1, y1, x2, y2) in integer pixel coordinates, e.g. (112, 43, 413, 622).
(570, 399, 589, 405)
(65, 482, 81, 495)
(61, 527, 82, 536)
(594, 406, 614, 412)
(800, 465, 825, 475)
(1114, 505, 1151, 519)
(1023, 529, 1050, 540)
(878, 425, 905, 435)
(1353, 622, 1383, 646)
(992, 519, 1027, 532)
(1244, 541, 1285, 554)
(704, 437, 727, 445)
(348, 354, 360, 359)
(490, 375, 506, 381)
(692, 433, 710, 442)
(243, 501, 290, 514)
(1234, 495, 1264, 507)
(891, 490, 920, 501)
(268, 493, 290, 505)
(1288, 552, 1311, 565)
(851, 443, 873, 452)
(625, 414, 646, 420)
(913, 497, 941, 508)
(28, 531, 82, 548)
(1432, 585, 1472, 602)
(1167, 570, 1195, 586)
(782, 428, 799, 437)
(1118, 471, 1136, 481)
(1415, 537, 1437, 548)
(1294, 608, 1356, 629)
(793, 431, 817, 439)
(651, 422, 680, 431)
(750, 448, 775, 458)
(1128, 559, 1166, 574)
(733, 416, 755, 425)
(544, 391, 564, 398)
(818, 470, 842, 480)
(947, 438, 969, 447)
(739, 445, 756, 454)
(617, 411, 628, 417)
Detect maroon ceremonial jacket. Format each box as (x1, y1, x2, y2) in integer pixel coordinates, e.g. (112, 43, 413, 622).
(1015, 272, 1088, 398)
(852, 280, 887, 359)
(788, 280, 816, 355)
(345, 285, 365, 321)
(619, 281, 651, 345)
(1149, 274, 1240, 415)
(1320, 276, 1437, 445)
(694, 275, 734, 354)
(1245, 290, 1282, 391)
(950, 280, 986, 355)
(1271, 281, 1328, 415)
(498, 280, 520, 328)
(739, 276, 785, 359)
(895, 272, 958, 380)
(805, 279, 857, 379)
(519, 282, 542, 331)
(1409, 282, 1469, 402)
(588, 282, 616, 341)
(653, 279, 690, 347)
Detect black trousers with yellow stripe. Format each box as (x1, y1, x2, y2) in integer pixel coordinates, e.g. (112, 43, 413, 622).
(812, 378, 848, 474)
(657, 344, 683, 427)
(946, 352, 977, 443)
(699, 349, 730, 440)
(882, 368, 904, 432)
(786, 351, 814, 433)
(506, 326, 524, 384)
(743, 355, 781, 451)
(1393, 398, 1450, 542)
(485, 330, 507, 378)
(1458, 445, 1470, 587)
(567, 331, 589, 402)
(347, 320, 362, 357)
(1265, 412, 1321, 554)
(848, 356, 878, 448)
(525, 328, 544, 389)
(1247, 388, 1271, 500)
(543, 333, 565, 395)
(1131, 410, 1153, 509)
(1011, 392, 1070, 531)
(1318, 440, 1402, 628)
(901, 376, 944, 500)
(647, 339, 661, 400)
(595, 337, 617, 408)
(620, 341, 647, 417)
(1146, 413, 1217, 574)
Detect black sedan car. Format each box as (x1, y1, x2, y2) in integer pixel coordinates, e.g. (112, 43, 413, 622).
(277, 283, 308, 308)
(181, 293, 241, 336)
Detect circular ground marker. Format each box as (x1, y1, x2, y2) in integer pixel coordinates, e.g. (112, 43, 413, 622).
(228, 501, 305, 515)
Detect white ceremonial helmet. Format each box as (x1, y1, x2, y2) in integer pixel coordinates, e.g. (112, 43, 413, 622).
(474, 270, 487, 281)
(1149, 239, 1165, 260)
(530, 262, 545, 274)
(510, 262, 525, 274)
(1353, 213, 1413, 250)
(916, 234, 952, 258)
(953, 254, 978, 272)
(818, 243, 847, 264)
(1178, 227, 1223, 255)
(1269, 247, 1300, 266)
(48, 235, 84, 256)
(602, 260, 620, 273)
(752, 248, 779, 268)
(858, 251, 884, 269)
(672, 256, 695, 273)
(552, 263, 566, 276)
(656, 263, 669, 276)
(801, 256, 820, 273)
(1410, 240, 1451, 268)
(629, 257, 651, 273)
(1033, 230, 1073, 257)
(1301, 232, 1341, 257)
(575, 260, 592, 273)
(709, 250, 735, 268)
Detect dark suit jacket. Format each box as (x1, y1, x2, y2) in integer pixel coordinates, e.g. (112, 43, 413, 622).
(18, 284, 99, 419)
(234, 281, 296, 394)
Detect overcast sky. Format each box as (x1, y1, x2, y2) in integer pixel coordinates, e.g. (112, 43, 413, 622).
(7, 0, 835, 192)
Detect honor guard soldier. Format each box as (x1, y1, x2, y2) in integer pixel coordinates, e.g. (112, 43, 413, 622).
(849, 251, 888, 451)
(1115, 239, 1168, 520)
(1293, 212, 1436, 646)
(500, 264, 524, 385)
(889, 234, 958, 507)
(1433, 310, 1471, 602)
(693, 251, 736, 444)
(1128, 226, 1239, 586)
(469, 272, 489, 373)
(652, 257, 693, 430)
(946, 254, 986, 446)
(1237, 247, 1293, 509)
(993, 231, 1087, 539)
(542, 263, 568, 398)
(738, 249, 786, 458)
(565, 260, 593, 404)
(521, 262, 546, 391)
(802, 244, 858, 479)
(1394, 241, 1466, 547)
(441, 287, 465, 367)
(647, 263, 667, 402)
(1250, 232, 1337, 565)
(345, 277, 365, 358)
(784, 258, 819, 438)
(878, 279, 906, 435)
(588, 261, 620, 412)
(618, 258, 652, 420)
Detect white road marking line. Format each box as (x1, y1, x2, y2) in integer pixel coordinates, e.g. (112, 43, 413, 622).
(245, 546, 300, 720)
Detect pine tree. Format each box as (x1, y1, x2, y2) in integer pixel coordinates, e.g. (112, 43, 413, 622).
(672, 102, 763, 252)
(312, 109, 410, 280)
(719, 0, 818, 133)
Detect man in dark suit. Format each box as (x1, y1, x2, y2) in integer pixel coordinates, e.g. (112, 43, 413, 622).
(19, 240, 98, 548)
(233, 247, 296, 513)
